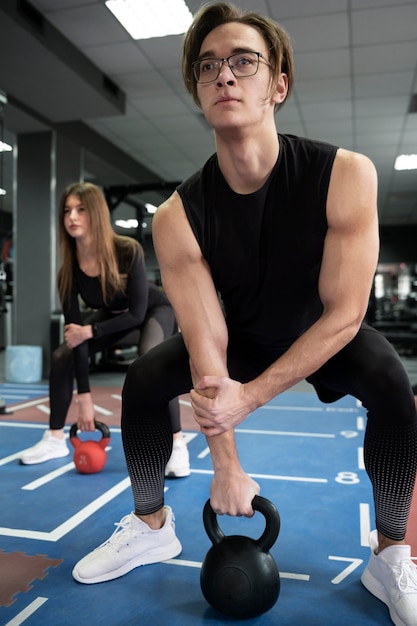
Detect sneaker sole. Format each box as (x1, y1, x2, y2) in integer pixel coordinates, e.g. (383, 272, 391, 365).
(165, 468, 191, 478)
(361, 568, 407, 626)
(72, 537, 182, 584)
(20, 449, 70, 465)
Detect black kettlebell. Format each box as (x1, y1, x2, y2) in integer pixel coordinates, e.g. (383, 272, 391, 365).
(200, 495, 281, 619)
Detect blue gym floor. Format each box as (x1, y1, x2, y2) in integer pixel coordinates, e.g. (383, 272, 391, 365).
(0, 384, 415, 625)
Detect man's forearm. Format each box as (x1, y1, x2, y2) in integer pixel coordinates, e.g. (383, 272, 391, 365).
(206, 429, 241, 472)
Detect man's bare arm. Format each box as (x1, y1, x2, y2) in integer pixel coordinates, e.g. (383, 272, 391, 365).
(153, 192, 260, 515)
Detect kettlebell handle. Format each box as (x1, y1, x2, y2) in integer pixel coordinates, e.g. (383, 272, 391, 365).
(203, 495, 280, 553)
(69, 420, 110, 442)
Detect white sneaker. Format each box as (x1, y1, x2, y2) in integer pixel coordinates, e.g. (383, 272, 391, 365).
(165, 437, 190, 478)
(72, 507, 182, 584)
(20, 430, 70, 465)
(361, 530, 417, 626)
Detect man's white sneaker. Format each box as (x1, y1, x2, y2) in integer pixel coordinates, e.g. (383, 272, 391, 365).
(361, 530, 417, 626)
(72, 507, 182, 584)
(165, 437, 190, 478)
(20, 430, 70, 465)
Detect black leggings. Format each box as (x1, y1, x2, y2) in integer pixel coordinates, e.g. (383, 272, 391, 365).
(121, 324, 417, 541)
(49, 304, 180, 433)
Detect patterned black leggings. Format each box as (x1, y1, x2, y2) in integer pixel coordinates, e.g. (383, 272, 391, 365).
(49, 304, 180, 433)
(121, 324, 417, 541)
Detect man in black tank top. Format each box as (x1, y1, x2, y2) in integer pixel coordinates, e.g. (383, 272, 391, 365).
(73, 4, 417, 624)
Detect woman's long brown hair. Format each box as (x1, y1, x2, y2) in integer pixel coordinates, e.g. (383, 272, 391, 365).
(57, 182, 138, 309)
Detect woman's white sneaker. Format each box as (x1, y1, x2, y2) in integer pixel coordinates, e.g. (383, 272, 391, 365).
(72, 507, 182, 584)
(165, 437, 190, 478)
(20, 430, 70, 464)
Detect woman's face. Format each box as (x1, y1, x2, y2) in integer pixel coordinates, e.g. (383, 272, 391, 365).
(63, 194, 90, 240)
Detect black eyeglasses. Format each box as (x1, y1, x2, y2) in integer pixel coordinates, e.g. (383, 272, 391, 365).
(192, 51, 270, 84)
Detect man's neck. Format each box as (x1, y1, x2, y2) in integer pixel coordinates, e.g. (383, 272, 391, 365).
(215, 128, 279, 195)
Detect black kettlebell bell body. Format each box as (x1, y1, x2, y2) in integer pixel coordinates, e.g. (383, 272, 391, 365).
(69, 420, 111, 474)
(200, 495, 281, 619)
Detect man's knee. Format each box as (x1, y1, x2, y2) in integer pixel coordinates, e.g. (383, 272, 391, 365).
(123, 352, 163, 397)
(361, 357, 416, 426)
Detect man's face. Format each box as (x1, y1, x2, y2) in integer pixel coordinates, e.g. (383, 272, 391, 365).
(195, 22, 286, 132)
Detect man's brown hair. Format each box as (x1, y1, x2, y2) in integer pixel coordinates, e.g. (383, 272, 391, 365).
(182, 2, 294, 110)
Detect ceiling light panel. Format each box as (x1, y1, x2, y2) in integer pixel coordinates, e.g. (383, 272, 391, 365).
(394, 154, 417, 171)
(105, 0, 193, 40)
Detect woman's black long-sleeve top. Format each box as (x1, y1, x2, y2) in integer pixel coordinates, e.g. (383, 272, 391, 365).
(63, 240, 148, 394)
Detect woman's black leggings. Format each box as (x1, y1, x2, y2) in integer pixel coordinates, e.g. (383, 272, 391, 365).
(49, 304, 180, 433)
(121, 324, 417, 541)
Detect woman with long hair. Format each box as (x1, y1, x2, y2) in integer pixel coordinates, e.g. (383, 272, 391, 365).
(20, 182, 189, 477)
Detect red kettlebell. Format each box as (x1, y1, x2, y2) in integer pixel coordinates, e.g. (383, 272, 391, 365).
(69, 421, 111, 474)
(200, 495, 281, 619)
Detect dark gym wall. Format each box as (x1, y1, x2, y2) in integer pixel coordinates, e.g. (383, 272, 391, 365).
(379, 225, 417, 264)
(15, 130, 82, 373)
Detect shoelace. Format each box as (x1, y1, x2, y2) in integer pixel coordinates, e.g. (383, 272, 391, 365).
(397, 557, 417, 593)
(97, 515, 132, 550)
(95, 510, 172, 552)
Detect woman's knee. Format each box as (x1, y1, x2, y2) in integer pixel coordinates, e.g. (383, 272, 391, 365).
(50, 344, 73, 372)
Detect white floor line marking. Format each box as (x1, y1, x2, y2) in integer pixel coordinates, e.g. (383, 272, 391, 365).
(236, 428, 335, 438)
(323, 407, 358, 413)
(360, 503, 371, 546)
(256, 405, 325, 412)
(198, 447, 211, 459)
(4, 596, 48, 626)
(4, 397, 49, 411)
(198, 429, 335, 446)
(357, 416, 365, 431)
(281, 572, 310, 581)
(190, 468, 327, 483)
(340, 430, 358, 439)
(179, 398, 356, 415)
(357, 447, 364, 470)
(111, 394, 122, 400)
(183, 432, 198, 444)
(1, 383, 48, 389)
(249, 472, 327, 483)
(36, 404, 50, 415)
(167, 558, 202, 568)
(328, 557, 363, 584)
(0, 476, 131, 541)
(261, 405, 357, 413)
(166, 558, 310, 580)
(1, 394, 29, 400)
(21, 462, 76, 490)
(0, 450, 32, 465)
(93, 404, 113, 416)
(0, 422, 48, 429)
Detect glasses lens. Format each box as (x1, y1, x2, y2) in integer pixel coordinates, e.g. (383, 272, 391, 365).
(228, 52, 260, 76)
(193, 59, 219, 83)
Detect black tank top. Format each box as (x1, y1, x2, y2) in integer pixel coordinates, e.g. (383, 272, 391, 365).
(177, 134, 337, 351)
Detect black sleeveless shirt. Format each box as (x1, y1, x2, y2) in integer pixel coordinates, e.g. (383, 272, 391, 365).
(177, 134, 338, 351)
